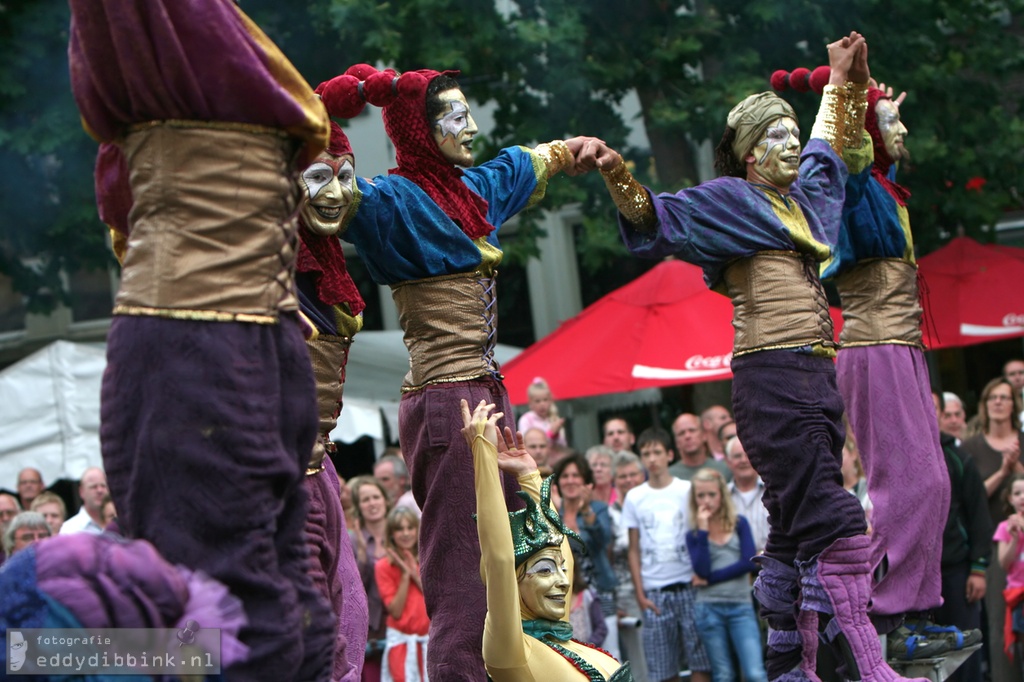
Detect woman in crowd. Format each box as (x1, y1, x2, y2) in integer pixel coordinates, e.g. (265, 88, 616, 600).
(685, 468, 767, 682)
(962, 377, 1024, 680)
(587, 446, 617, 507)
(351, 476, 393, 682)
(376, 507, 429, 682)
(554, 454, 618, 617)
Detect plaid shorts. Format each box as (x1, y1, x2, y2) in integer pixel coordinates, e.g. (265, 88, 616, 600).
(641, 583, 711, 680)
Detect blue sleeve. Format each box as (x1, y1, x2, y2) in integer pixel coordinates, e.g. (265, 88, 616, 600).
(462, 146, 541, 239)
(581, 502, 612, 555)
(689, 518, 758, 585)
(686, 530, 712, 579)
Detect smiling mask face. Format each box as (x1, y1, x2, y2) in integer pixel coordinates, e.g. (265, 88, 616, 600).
(746, 116, 801, 190)
(299, 152, 355, 236)
(518, 547, 570, 621)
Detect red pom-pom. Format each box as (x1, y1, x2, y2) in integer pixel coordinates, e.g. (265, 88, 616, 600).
(790, 67, 812, 93)
(345, 64, 377, 80)
(770, 70, 791, 92)
(396, 72, 429, 100)
(809, 66, 831, 94)
(363, 71, 399, 107)
(317, 75, 365, 119)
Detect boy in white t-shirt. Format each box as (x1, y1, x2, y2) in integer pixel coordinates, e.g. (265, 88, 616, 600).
(624, 427, 711, 682)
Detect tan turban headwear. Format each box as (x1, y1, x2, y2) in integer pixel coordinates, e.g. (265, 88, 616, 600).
(727, 92, 798, 163)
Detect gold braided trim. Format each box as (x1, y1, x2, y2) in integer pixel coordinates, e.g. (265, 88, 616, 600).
(842, 82, 869, 151)
(840, 339, 921, 349)
(810, 84, 846, 155)
(733, 341, 837, 358)
(400, 370, 503, 394)
(127, 119, 290, 139)
(600, 161, 656, 232)
(113, 304, 278, 324)
(305, 460, 327, 476)
(533, 140, 575, 178)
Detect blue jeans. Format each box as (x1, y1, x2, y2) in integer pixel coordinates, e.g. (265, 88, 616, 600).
(694, 600, 767, 682)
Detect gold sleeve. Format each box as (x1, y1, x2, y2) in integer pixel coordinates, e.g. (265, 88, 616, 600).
(810, 84, 847, 155)
(600, 161, 657, 232)
(474, 429, 529, 671)
(533, 140, 575, 179)
(842, 82, 869, 152)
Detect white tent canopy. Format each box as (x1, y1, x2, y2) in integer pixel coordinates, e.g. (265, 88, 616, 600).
(0, 334, 523, 485)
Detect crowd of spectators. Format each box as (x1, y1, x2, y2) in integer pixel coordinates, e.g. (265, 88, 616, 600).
(4, 358, 1023, 682)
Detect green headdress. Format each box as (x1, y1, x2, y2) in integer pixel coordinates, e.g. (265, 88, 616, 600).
(510, 476, 583, 566)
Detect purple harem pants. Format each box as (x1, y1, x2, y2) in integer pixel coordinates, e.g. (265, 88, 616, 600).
(837, 345, 948, 618)
(731, 350, 868, 565)
(398, 376, 522, 682)
(100, 315, 334, 682)
(306, 455, 368, 682)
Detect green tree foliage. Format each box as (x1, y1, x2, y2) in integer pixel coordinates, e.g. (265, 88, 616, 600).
(0, 0, 112, 312)
(319, 0, 1024, 258)
(2, 0, 1022, 310)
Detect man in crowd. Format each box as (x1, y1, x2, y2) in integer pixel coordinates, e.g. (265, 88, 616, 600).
(940, 392, 968, 444)
(1005, 359, 1024, 424)
(932, 391, 990, 682)
(522, 427, 553, 477)
(668, 413, 731, 482)
(603, 416, 636, 453)
(724, 436, 769, 555)
(374, 452, 417, 513)
(625, 427, 711, 682)
(31, 491, 67, 536)
(700, 405, 732, 460)
(16, 467, 44, 510)
(60, 467, 108, 535)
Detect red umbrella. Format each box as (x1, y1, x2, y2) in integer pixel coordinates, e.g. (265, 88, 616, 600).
(503, 259, 738, 405)
(917, 237, 1024, 348)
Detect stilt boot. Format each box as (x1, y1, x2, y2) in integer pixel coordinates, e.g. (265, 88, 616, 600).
(800, 535, 929, 682)
(754, 556, 821, 681)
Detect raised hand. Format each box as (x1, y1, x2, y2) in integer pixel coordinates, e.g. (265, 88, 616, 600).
(495, 425, 538, 476)
(460, 399, 502, 447)
(827, 31, 868, 85)
(876, 82, 907, 108)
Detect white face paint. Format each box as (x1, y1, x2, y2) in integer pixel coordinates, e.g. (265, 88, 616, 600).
(431, 89, 478, 167)
(876, 99, 908, 162)
(299, 154, 356, 237)
(746, 116, 801, 191)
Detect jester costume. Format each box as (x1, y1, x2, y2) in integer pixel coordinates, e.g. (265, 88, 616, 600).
(823, 87, 950, 632)
(297, 122, 370, 682)
(69, 1, 333, 678)
(602, 81, 927, 681)
(319, 67, 576, 680)
(469, 416, 632, 681)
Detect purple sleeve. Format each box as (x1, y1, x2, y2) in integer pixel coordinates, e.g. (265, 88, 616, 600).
(792, 138, 849, 248)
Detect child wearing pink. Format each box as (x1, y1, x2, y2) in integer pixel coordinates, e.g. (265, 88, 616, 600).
(375, 508, 429, 682)
(995, 474, 1024, 662)
(517, 377, 567, 446)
